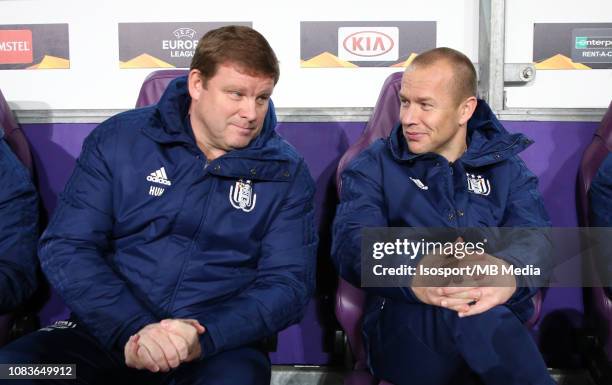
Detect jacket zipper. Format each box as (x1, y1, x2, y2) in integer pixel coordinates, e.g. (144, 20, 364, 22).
(167, 160, 217, 313)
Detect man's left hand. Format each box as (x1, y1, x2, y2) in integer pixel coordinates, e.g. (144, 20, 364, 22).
(440, 251, 517, 317)
(124, 318, 205, 372)
(441, 286, 516, 317)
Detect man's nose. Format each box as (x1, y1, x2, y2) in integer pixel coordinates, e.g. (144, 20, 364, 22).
(239, 98, 258, 122)
(400, 103, 418, 126)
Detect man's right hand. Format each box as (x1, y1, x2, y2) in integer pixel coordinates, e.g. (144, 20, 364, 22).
(124, 319, 205, 372)
(160, 319, 205, 362)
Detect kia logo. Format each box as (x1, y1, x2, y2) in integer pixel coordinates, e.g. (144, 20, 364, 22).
(342, 30, 395, 57)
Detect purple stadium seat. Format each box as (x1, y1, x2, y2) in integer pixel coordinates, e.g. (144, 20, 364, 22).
(334, 72, 402, 385)
(0, 88, 35, 346)
(135, 70, 189, 108)
(334, 71, 545, 384)
(0, 89, 33, 172)
(577, 100, 612, 361)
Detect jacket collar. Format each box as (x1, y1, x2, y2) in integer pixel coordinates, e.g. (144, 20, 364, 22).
(142, 76, 283, 159)
(141, 76, 294, 181)
(387, 99, 532, 166)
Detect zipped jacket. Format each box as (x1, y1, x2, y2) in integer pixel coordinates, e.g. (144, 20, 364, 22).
(332, 100, 551, 321)
(0, 128, 39, 314)
(39, 76, 317, 356)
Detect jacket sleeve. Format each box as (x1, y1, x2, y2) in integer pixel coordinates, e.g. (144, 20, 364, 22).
(495, 156, 552, 303)
(332, 152, 418, 302)
(196, 161, 317, 357)
(590, 153, 612, 227)
(0, 139, 39, 314)
(588, 153, 612, 289)
(38, 125, 158, 350)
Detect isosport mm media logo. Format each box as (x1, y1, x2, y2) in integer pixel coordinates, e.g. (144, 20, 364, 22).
(575, 36, 612, 49)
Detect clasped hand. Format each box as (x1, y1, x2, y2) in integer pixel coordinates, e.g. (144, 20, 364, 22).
(411, 237, 516, 317)
(124, 319, 205, 372)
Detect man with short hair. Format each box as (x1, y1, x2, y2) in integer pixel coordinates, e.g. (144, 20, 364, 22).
(0, 125, 39, 315)
(0, 26, 317, 385)
(333, 47, 554, 384)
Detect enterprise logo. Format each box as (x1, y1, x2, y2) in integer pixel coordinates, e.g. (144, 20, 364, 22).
(575, 36, 612, 49)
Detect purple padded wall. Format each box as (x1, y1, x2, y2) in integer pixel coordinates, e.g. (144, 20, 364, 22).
(503, 121, 597, 317)
(504, 121, 596, 367)
(504, 120, 599, 228)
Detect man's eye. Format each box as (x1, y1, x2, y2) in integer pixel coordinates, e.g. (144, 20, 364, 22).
(421, 103, 432, 110)
(400, 99, 409, 107)
(256, 96, 269, 105)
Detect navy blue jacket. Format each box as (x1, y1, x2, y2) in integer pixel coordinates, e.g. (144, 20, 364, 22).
(0, 128, 39, 314)
(590, 152, 612, 227)
(332, 100, 551, 320)
(589, 152, 612, 290)
(39, 77, 317, 356)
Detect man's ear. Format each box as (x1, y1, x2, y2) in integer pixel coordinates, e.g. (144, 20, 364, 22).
(188, 69, 205, 100)
(458, 96, 478, 126)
